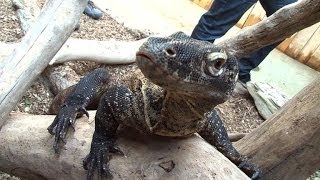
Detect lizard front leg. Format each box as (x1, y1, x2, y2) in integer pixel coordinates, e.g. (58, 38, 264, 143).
(48, 68, 109, 153)
(83, 85, 134, 180)
(199, 110, 262, 179)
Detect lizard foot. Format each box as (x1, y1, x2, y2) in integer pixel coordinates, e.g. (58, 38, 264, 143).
(47, 103, 89, 153)
(238, 160, 262, 180)
(83, 138, 124, 180)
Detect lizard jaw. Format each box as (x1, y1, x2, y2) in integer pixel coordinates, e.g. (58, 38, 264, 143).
(136, 51, 178, 86)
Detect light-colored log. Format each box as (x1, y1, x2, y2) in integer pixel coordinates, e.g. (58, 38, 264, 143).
(0, 112, 249, 180)
(235, 77, 320, 179)
(0, 0, 89, 127)
(50, 38, 145, 65)
(0, 38, 143, 66)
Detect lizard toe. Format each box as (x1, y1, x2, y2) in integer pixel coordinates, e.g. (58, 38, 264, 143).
(83, 140, 116, 180)
(238, 161, 262, 179)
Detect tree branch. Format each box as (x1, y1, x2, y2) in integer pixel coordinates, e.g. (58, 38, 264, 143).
(216, 0, 320, 59)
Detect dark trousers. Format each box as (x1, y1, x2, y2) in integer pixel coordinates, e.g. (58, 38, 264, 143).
(191, 0, 297, 83)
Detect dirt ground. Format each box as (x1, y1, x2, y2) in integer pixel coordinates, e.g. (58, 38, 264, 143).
(0, 0, 265, 179)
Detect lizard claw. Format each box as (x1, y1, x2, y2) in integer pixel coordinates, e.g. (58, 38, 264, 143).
(238, 161, 262, 179)
(109, 146, 124, 155)
(48, 105, 84, 153)
(83, 138, 119, 180)
(79, 106, 90, 118)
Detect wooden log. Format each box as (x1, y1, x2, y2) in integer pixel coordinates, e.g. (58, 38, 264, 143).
(0, 38, 141, 66)
(50, 38, 145, 65)
(0, 0, 89, 127)
(216, 0, 320, 59)
(229, 133, 247, 142)
(235, 77, 320, 179)
(0, 112, 249, 180)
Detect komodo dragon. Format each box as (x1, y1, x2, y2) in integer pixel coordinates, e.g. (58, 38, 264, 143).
(47, 32, 261, 179)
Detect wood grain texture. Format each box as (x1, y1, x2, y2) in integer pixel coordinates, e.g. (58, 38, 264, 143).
(0, 112, 250, 180)
(235, 77, 320, 179)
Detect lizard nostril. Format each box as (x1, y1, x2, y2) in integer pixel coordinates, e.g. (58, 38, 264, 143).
(164, 48, 176, 57)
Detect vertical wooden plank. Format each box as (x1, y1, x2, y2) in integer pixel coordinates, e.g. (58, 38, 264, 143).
(298, 23, 320, 63)
(204, 0, 213, 9)
(277, 34, 296, 52)
(285, 23, 320, 63)
(192, 0, 201, 6)
(242, 2, 266, 28)
(236, 5, 255, 28)
(306, 45, 320, 71)
(192, 0, 213, 10)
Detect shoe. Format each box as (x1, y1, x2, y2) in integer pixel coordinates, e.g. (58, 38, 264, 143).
(84, 1, 103, 20)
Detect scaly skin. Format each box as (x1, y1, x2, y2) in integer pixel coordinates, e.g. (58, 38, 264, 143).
(48, 32, 262, 179)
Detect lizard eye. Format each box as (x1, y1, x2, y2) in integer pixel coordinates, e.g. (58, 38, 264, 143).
(205, 51, 227, 76)
(163, 48, 176, 57)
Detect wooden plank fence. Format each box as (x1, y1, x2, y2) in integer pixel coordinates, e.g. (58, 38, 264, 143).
(192, 0, 320, 71)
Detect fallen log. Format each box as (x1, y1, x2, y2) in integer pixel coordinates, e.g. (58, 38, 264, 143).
(235, 77, 320, 179)
(49, 38, 145, 65)
(0, 38, 142, 65)
(0, 112, 249, 180)
(0, 0, 89, 127)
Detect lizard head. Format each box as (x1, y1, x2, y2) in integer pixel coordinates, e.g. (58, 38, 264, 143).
(136, 32, 238, 102)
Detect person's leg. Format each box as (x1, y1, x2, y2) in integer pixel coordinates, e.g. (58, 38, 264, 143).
(191, 0, 257, 43)
(238, 0, 297, 83)
(259, 0, 297, 16)
(238, 44, 279, 83)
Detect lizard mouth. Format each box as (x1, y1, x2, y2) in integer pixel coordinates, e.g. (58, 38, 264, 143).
(136, 51, 152, 61)
(136, 50, 180, 84)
